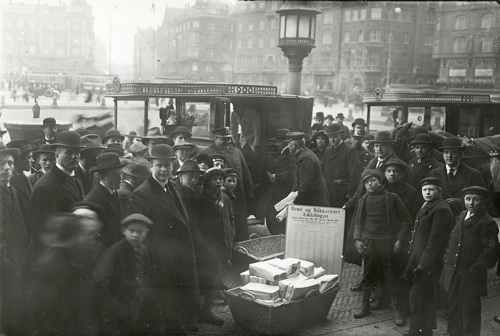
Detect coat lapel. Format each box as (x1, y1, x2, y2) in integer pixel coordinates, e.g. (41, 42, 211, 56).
(149, 177, 188, 226)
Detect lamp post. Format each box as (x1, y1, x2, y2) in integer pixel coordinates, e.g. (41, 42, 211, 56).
(386, 7, 401, 89)
(139, 38, 145, 79)
(276, 1, 320, 95)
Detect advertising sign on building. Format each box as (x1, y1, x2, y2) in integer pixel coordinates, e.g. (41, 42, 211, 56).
(475, 68, 493, 77)
(449, 68, 466, 77)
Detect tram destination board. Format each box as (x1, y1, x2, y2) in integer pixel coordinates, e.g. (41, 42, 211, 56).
(105, 82, 278, 97)
(363, 92, 492, 104)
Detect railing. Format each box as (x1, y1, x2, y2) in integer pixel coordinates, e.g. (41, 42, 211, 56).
(278, 37, 315, 46)
(363, 92, 491, 103)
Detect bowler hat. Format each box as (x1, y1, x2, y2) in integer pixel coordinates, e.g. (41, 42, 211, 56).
(141, 127, 170, 145)
(409, 127, 428, 140)
(380, 157, 408, 172)
(103, 144, 125, 157)
(210, 154, 228, 165)
(32, 144, 55, 159)
(312, 130, 330, 144)
(146, 144, 176, 161)
(326, 115, 334, 121)
(6, 139, 35, 154)
(123, 161, 151, 178)
(50, 131, 85, 149)
(39, 213, 87, 248)
(370, 131, 395, 144)
(70, 201, 105, 219)
(212, 127, 232, 138)
(172, 141, 196, 152)
(462, 186, 490, 198)
(128, 142, 148, 154)
(120, 213, 153, 228)
(42, 117, 59, 127)
(0, 142, 20, 159)
(101, 129, 125, 144)
(204, 167, 226, 181)
(439, 137, 465, 151)
(419, 177, 442, 188)
(194, 153, 213, 168)
(315, 112, 325, 120)
(170, 126, 192, 140)
(361, 169, 384, 183)
(81, 134, 101, 144)
(271, 129, 290, 140)
(336, 113, 345, 119)
(325, 124, 344, 135)
(286, 132, 305, 141)
(352, 118, 367, 128)
(91, 152, 127, 172)
(410, 134, 434, 147)
(224, 168, 239, 178)
(175, 159, 203, 175)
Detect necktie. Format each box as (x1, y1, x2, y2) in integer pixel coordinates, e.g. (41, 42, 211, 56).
(448, 168, 454, 180)
(376, 160, 382, 169)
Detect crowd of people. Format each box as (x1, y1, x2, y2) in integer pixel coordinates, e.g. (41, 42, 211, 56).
(0, 110, 499, 335)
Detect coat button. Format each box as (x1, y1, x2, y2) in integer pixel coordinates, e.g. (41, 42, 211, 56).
(168, 223, 174, 229)
(455, 254, 458, 256)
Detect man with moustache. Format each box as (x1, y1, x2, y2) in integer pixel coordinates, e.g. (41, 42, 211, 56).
(85, 152, 127, 247)
(200, 127, 254, 242)
(30, 131, 86, 239)
(129, 144, 199, 334)
(28, 144, 55, 187)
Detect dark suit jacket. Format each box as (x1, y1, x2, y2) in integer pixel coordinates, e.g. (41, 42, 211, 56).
(429, 162, 485, 199)
(30, 165, 85, 238)
(85, 183, 123, 247)
(404, 198, 454, 280)
(27, 171, 43, 188)
(440, 210, 499, 296)
(365, 151, 399, 170)
(10, 171, 32, 231)
(117, 181, 135, 216)
(32, 135, 57, 149)
(74, 165, 99, 196)
(321, 141, 362, 207)
(292, 147, 330, 206)
(129, 176, 199, 315)
(408, 156, 443, 190)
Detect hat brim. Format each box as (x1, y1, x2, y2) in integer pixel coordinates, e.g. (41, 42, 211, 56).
(271, 136, 288, 141)
(213, 134, 232, 138)
(438, 145, 465, 151)
(32, 150, 56, 157)
(91, 161, 128, 172)
(146, 155, 177, 161)
(101, 134, 125, 144)
(141, 137, 170, 145)
(170, 131, 192, 139)
(173, 146, 196, 152)
(325, 130, 343, 135)
(410, 141, 435, 147)
(175, 169, 203, 175)
(50, 143, 85, 149)
(0, 148, 20, 157)
(369, 140, 396, 144)
(41, 124, 59, 128)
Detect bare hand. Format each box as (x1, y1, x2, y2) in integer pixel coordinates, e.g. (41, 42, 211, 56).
(393, 240, 402, 254)
(354, 240, 366, 257)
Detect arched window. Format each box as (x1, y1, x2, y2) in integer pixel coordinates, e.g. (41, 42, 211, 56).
(454, 15, 466, 30)
(480, 13, 493, 29)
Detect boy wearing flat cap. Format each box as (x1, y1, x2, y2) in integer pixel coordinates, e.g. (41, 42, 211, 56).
(440, 186, 499, 336)
(93, 214, 158, 335)
(353, 169, 412, 326)
(403, 177, 454, 336)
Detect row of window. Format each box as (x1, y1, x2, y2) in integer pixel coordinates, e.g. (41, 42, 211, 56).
(453, 13, 494, 30)
(451, 35, 495, 53)
(234, 17, 278, 32)
(175, 20, 226, 33)
(5, 44, 88, 57)
(235, 37, 277, 49)
(4, 18, 87, 30)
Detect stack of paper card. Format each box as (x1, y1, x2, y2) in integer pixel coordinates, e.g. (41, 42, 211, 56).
(283, 258, 315, 276)
(249, 262, 288, 282)
(278, 278, 320, 301)
(316, 274, 339, 293)
(241, 283, 281, 300)
(265, 258, 301, 276)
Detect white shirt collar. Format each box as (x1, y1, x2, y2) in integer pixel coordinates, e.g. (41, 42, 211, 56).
(152, 175, 168, 189)
(446, 163, 460, 174)
(100, 181, 115, 194)
(464, 211, 472, 220)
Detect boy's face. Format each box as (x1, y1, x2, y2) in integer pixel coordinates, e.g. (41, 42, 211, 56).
(422, 185, 441, 202)
(209, 175, 223, 191)
(464, 193, 485, 214)
(364, 177, 381, 193)
(179, 172, 200, 189)
(123, 223, 149, 247)
(224, 175, 237, 191)
(384, 165, 402, 183)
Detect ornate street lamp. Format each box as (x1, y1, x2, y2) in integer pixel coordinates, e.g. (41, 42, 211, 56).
(276, 1, 320, 95)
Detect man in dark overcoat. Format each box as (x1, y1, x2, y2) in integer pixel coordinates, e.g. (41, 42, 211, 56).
(118, 161, 150, 214)
(0, 144, 30, 335)
(129, 144, 199, 333)
(429, 137, 485, 214)
(32, 117, 58, 148)
(321, 124, 361, 208)
(287, 132, 329, 207)
(30, 131, 86, 240)
(440, 186, 499, 336)
(28, 144, 55, 187)
(408, 134, 443, 190)
(74, 134, 106, 195)
(403, 177, 454, 336)
(365, 131, 399, 170)
(200, 127, 254, 242)
(85, 152, 127, 247)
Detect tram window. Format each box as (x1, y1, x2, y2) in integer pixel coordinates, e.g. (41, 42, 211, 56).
(183, 102, 215, 139)
(483, 108, 498, 136)
(458, 107, 480, 137)
(368, 106, 403, 132)
(430, 107, 445, 131)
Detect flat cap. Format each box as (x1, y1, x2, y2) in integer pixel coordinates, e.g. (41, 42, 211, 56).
(462, 186, 490, 198)
(286, 132, 305, 141)
(420, 177, 442, 188)
(121, 213, 153, 228)
(361, 169, 384, 183)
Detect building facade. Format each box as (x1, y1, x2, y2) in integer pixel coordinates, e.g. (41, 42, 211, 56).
(434, 1, 500, 91)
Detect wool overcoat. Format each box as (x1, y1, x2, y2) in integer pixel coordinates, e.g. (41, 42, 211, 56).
(429, 163, 485, 199)
(291, 147, 330, 206)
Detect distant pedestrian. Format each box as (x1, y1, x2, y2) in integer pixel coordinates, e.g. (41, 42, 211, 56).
(32, 100, 40, 118)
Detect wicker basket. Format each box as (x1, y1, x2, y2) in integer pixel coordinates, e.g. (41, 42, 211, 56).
(225, 284, 340, 335)
(234, 234, 285, 262)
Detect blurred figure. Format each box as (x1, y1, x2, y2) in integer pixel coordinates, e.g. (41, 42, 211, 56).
(312, 130, 329, 161)
(118, 161, 151, 213)
(141, 127, 171, 155)
(34, 117, 58, 147)
(336, 113, 351, 140)
(324, 115, 334, 128)
(32, 99, 41, 118)
(122, 131, 139, 151)
(128, 142, 149, 163)
(74, 134, 106, 195)
(101, 129, 124, 147)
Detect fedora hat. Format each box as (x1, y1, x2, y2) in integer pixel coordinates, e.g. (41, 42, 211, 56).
(121, 213, 153, 228)
(101, 129, 125, 144)
(6, 139, 35, 154)
(175, 159, 203, 175)
(204, 167, 226, 181)
(212, 127, 232, 138)
(170, 126, 192, 140)
(146, 144, 176, 161)
(370, 131, 395, 144)
(50, 131, 85, 149)
(128, 142, 148, 154)
(141, 127, 170, 145)
(351, 118, 367, 128)
(32, 144, 55, 159)
(39, 213, 87, 248)
(81, 134, 107, 153)
(42, 117, 59, 127)
(439, 137, 465, 151)
(91, 152, 127, 172)
(380, 157, 408, 172)
(410, 134, 434, 147)
(336, 113, 345, 119)
(271, 129, 290, 141)
(123, 161, 151, 178)
(81, 134, 101, 144)
(325, 115, 334, 121)
(325, 124, 343, 135)
(0, 142, 20, 159)
(172, 141, 196, 152)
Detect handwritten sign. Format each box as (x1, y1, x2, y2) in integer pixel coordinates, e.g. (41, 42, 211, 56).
(285, 205, 345, 275)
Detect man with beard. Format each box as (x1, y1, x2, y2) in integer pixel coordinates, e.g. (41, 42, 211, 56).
(28, 144, 55, 187)
(30, 131, 86, 240)
(287, 132, 329, 207)
(85, 152, 127, 247)
(408, 134, 443, 190)
(0, 143, 30, 335)
(200, 127, 254, 242)
(74, 134, 106, 195)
